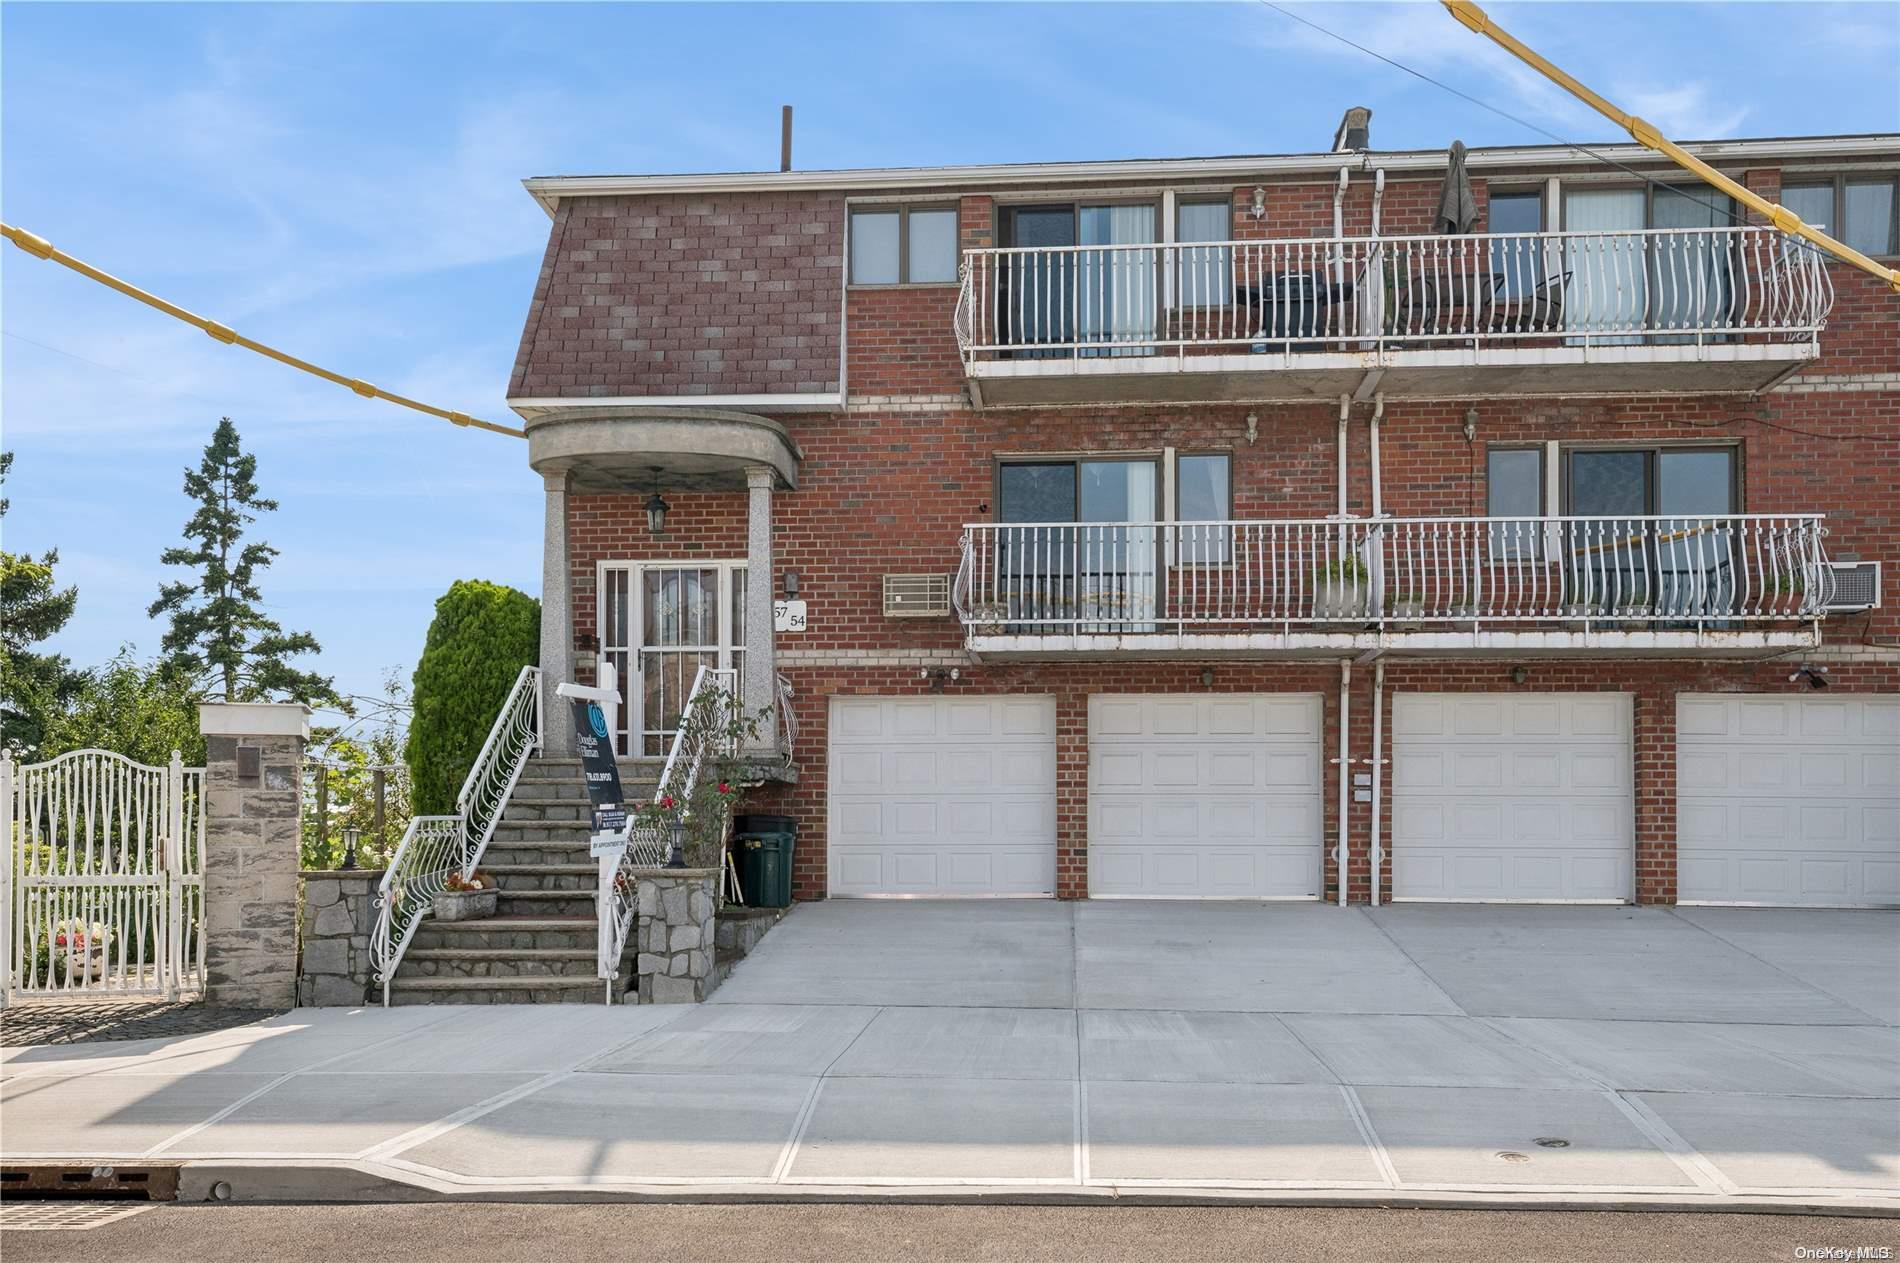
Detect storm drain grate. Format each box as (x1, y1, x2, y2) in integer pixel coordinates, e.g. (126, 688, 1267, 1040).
(0, 1201, 156, 1231)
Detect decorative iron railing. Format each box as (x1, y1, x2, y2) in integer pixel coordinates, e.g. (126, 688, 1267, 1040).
(955, 225, 1832, 363)
(373, 665, 542, 1000)
(954, 515, 1831, 635)
(598, 666, 737, 984)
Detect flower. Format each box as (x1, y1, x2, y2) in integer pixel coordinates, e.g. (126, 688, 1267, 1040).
(717, 782, 731, 795)
(660, 795, 675, 809)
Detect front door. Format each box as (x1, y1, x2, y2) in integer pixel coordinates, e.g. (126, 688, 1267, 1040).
(600, 562, 747, 756)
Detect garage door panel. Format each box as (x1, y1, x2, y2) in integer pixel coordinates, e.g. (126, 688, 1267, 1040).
(829, 696, 1057, 897)
(1393, 692, 1634, 903)
(1088, 694, 1323, 899)
(1677, 695, 1900, 908)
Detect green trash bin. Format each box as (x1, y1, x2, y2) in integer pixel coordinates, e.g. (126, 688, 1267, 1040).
(734, 815, 797, 908)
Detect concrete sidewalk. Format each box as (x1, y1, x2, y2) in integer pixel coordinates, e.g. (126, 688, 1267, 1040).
(1, 903, 1894, 1211)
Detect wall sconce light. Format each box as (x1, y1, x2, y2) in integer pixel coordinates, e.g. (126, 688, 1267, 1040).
(783, 571, 800, 599)
(1250, 187, 1267, 220)
(1463, 408, 1479, 443)
(1245, 412, 1259, 445)
(1789, 664, 1830, 690)
(920, 667, 960, 693)
(644, 466, 670, 536)
(1510, 665, 1530, 685)
(1200, 668, 1216, 687)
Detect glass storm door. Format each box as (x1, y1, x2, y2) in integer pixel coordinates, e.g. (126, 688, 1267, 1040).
(600, 562, 746, 756)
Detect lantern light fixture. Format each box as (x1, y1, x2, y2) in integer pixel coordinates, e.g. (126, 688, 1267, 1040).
(644, 466, 670, 536)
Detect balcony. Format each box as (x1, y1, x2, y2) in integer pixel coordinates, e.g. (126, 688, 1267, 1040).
(953, 514, 1830, 658)
(953, 226, 1833, 407)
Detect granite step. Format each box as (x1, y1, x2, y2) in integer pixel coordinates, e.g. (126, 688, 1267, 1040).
(482, 862, 599, 892)
(495, 890, 599, 918)
(386, 974, 625, 1005)
(407, 916, 597, 953)
(400, 947, 604, 978)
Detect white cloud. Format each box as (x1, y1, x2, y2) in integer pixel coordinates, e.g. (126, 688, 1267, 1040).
(1614, 81, 1750, 140)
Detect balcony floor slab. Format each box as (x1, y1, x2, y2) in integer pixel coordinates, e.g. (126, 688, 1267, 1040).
(966, 342, 1817, 408)
(965, 627, 1823, 660)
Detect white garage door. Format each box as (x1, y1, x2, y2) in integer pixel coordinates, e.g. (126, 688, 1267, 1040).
(1089, 694, 1323, 899)
(1392, 693, 1633, 903)
(1677, 694, 1900, 908)
(828, 695, 1057, 897)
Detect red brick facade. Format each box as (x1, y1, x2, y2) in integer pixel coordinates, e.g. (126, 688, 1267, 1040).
(515, 142, 1900, 906)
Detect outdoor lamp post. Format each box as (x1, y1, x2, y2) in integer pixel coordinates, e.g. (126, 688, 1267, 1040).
(340, 827, 359, 871)
(665, 818, 687, 869)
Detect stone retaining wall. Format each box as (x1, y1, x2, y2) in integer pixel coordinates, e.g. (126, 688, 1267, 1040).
(298, 870, 381, 1006)
(634, 868, 719, 1003)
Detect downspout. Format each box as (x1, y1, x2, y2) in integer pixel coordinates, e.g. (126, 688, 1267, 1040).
(1336, 394, 1351, 518)
(1335, 659, 1352, 907)
(1370, 167, 1386, 236)
(1369, 658, 1386, 907)
(1331, 168, 1350, 342)
(1369, 392, 1385, 519)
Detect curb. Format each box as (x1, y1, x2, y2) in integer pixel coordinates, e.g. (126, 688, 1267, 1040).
(146, 1161, 1900, 1217)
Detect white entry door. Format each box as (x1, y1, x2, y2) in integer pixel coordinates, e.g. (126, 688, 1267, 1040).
(1392, 693, 1634, 902)
(1677, 694, 1900, 908)
(828, 696, 1057, 897)
(599, 562, 746, 756)
(1088, 694, 1324, 899)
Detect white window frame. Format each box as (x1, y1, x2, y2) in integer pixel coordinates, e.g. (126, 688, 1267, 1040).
(597, 558, 748, 756)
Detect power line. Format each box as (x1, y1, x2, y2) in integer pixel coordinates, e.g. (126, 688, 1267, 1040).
(1256, 1, 1749, 227)
(1, 222, 525, 441)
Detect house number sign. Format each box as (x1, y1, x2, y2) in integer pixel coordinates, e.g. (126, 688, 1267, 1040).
(774, 599, 808, 633)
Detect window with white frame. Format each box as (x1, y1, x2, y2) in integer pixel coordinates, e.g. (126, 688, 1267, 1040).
(1175, 200, 1233, 308)
(1781, 175, 1898, 257)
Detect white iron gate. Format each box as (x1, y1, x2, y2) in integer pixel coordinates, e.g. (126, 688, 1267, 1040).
(1, 749, 206, 1003)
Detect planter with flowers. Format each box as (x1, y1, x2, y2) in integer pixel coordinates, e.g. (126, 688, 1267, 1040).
(51, 919, 111, 983)
(433, 870, 499, 921)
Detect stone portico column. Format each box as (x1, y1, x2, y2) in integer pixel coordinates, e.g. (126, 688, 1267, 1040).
(198, 702, 309, 1010)
(540, 469, 575, 755)
(743, 465, 779, 757)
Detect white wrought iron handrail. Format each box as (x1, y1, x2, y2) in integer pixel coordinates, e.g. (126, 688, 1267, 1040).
(598, 666, 737, 984)
(372, 664, 542, 1000)
(957, 514, 1831, 632)
(776, 672, 798, 765)
(956, 224, 1833, 363)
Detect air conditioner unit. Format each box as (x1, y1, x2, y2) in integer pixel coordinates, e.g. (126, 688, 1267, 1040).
(1822, 561, 1881, 612)
(883, 574, 951, 618)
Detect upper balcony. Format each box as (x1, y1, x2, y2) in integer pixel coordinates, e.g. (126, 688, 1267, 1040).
(953, 514, 1831, 659)
(953, 226, 1833, 407)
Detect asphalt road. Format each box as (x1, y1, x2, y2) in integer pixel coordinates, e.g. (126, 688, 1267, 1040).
(3, 1203, 1895, 1262)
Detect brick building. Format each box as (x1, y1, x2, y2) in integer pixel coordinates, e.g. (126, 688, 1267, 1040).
(509, 128, 1899, 910)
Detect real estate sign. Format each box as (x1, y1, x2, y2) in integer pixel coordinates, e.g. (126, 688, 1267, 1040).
(571, 698, 629, 857)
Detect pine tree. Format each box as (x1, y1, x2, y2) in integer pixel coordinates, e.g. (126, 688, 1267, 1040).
(148, 418, 338, 706)
(0, 451, 86, 753)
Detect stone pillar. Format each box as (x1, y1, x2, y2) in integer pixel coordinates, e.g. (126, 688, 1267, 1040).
(540, 468, 575, 755)
(297, 870, 381, 1006)
(199, 703, 310, 1009)
(743, 464, 778, 757)
(634, 868, 719, 1003)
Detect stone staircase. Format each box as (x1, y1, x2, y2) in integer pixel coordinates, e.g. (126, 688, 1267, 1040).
(385, 755, 662, 1005)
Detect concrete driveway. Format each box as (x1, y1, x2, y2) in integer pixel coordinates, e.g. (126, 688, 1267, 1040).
(2, 902, 1894, 1210)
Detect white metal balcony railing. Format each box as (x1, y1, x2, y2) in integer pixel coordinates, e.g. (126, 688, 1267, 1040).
(953, 226, 1833, 363)
(953, 515, 1830, 636)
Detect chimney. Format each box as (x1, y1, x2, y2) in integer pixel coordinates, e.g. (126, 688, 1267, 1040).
(780, 105, 793, 172)
(1333, 107, 1372, 153)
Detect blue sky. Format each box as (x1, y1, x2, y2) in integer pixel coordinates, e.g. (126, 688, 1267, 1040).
(4, 1, 1896, 720)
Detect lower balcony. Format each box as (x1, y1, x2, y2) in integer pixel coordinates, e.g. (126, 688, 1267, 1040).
(954, 515, 1831, 659)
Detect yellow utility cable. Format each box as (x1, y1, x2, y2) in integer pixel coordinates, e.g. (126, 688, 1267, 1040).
(1, 221, 527, 438)
(1442, 0, 1900, 294)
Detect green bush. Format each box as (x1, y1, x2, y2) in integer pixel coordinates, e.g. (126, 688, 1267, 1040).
(404, 581, 540, 816)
